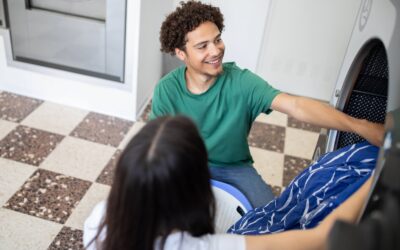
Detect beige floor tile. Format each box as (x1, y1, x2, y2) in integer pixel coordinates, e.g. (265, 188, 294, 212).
(0, 119, 17, 140)
(255, 111, 288, 127)
(21, 102, 88, 135)
(65, 183, 110, 230)
(250, 147, 284, 187)
(118, 121, 146, 150)
(284, 127, 319, 159)
(0, 208, 62, 250)
(0, 158, 36, 206)
(40, 137, 116, 182)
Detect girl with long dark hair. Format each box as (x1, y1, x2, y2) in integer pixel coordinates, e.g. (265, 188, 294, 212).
(84, 116, 372, 250)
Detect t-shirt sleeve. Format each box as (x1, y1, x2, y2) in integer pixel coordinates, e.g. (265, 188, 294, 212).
(149, 83, 169, 120)
(208, 234, 246, 250)
(241, 69, 281, 121)
(83, 201, 106, 250)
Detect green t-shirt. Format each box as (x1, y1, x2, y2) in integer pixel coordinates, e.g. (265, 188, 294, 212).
(150, 62, 281, 166)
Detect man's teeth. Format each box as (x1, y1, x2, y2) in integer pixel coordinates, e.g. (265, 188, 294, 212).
(207, 59, 220, 64)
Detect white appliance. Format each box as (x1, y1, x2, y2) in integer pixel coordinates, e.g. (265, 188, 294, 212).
(313, 0, 400, 156)
(323, 2, 400, 247)
(256, 0, 362, 101)
(6, 0, 126, 81)
(0, 0, 171, 120)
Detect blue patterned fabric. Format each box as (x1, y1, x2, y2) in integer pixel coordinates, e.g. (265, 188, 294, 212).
(228, 142, 379, 235)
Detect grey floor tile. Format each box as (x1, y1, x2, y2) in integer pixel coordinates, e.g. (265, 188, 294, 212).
(0, 125, 64, 166)
(71, 112, 133, 147)
(0, 92, 43, 123)
(4, 169, 91, 224)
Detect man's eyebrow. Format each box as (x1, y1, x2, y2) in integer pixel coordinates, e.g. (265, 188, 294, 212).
(193, 33, 221, 47)
(193, 41, 208, 47)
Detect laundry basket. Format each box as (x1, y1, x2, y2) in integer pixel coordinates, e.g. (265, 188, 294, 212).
(211, 180, 253, 233)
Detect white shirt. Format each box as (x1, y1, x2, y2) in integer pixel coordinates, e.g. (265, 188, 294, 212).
(83, 201, 246, 250)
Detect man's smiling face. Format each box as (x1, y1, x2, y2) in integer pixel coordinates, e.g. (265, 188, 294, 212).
(176, 21, 225, 79)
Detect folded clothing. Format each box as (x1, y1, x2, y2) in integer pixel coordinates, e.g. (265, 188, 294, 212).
(229, 142, 379, 235)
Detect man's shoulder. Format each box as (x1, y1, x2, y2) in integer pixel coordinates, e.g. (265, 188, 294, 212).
(158, 66, 184, 88)
(153, 66, 185, 103)
(222, 62, 256, 79)
(223, 62, 241, 74)
(222, 62, 264, 86)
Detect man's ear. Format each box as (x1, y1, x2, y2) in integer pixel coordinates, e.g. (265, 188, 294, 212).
(175, 48, 186, 61)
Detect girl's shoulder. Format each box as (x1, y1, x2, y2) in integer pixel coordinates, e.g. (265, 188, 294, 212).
(83, 201, 107, 250)
(159, 232, 245, 250)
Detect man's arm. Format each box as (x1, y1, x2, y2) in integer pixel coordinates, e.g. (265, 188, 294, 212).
(270, 93, 385, 146)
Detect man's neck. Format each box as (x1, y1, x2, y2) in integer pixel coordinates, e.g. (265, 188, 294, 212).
(185, 69, 217, 95)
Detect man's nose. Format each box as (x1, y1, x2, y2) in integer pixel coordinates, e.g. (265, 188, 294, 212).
(209, 43, 220, 55)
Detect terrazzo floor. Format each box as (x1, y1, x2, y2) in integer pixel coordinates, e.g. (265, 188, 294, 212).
(0, 90, 323, 249)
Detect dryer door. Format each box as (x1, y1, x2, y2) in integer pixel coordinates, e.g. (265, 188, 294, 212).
(334, 43, 388, 149)
(312, 41, 388, 161)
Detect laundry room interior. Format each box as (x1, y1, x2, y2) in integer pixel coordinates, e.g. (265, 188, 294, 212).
(0, 0, 399, 249)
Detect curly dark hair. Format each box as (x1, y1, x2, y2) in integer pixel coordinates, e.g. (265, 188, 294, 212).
(160, 1, 224, 55)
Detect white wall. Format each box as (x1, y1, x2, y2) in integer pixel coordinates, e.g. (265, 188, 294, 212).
(0, 0, 363, 118)
(172, 0, 271, 72)
(136, 0, 173, 116)
(257, 0, 362, 101)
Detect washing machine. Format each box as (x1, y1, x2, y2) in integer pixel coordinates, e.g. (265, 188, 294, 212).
(313, 0, 400, 248)
(313, 0, 400, 156)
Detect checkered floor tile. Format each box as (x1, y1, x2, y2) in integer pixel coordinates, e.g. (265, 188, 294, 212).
(0, 91, 321, 249)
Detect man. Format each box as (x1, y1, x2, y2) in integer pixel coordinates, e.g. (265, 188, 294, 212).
(150, 1, 384, 207)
